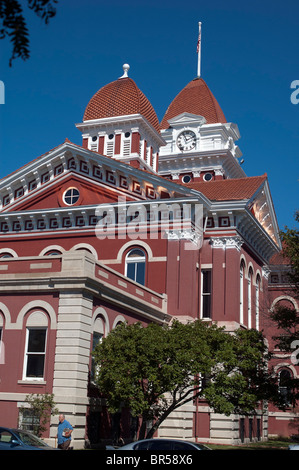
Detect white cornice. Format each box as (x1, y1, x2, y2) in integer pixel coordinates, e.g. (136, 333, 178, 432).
(76, 113, 166, 147)
(158, 150, 246, 179)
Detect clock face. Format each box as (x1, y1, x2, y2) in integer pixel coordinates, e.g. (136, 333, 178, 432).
(176, 130, 196, 151)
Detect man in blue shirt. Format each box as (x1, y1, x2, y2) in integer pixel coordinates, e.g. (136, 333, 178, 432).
(57, 414, 73, 449)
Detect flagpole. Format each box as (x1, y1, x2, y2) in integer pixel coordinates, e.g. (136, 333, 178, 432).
(197, 22, 202, 78)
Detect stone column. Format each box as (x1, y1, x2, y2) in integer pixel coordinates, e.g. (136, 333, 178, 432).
(50, 252, 95, 449)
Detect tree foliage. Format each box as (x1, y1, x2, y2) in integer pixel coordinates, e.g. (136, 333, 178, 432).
(0, 0, 57, 66)
(93, 320, 281, 439)
(271, 211, 299, 351)
(19, 393, 58, 437)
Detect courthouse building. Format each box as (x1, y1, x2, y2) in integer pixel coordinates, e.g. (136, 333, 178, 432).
(0, 50, 297, 447)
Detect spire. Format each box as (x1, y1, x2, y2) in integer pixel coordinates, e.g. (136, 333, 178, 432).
(197, 22, 202, 78)
(119, 63, 130, 78)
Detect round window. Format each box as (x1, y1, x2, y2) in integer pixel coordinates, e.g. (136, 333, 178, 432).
(63, 188, 80, 205)
(182, 175, 191, 184)
(203, 173, 213, 182)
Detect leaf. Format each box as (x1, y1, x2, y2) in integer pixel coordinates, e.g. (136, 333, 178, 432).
(0, 0, 57, 66)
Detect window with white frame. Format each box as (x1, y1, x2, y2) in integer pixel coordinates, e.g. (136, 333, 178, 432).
(240, 260, 245, 324)
(278, 368, 293, 405)
(201, 270, 212, 319)
(248, 268, 253, 329)
(125, 248, 146, 285)
(19, 408, 40, 434)
(90, 317, 104, 382)
(23, 328, 47, 379)
(255, 274, 261, 330)
(63, 187, 80, 206)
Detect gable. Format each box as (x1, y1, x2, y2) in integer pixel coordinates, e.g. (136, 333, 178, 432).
(0, 140, 192, 216)
(6, 173, 136, 212)
(167, 112, 206, 127)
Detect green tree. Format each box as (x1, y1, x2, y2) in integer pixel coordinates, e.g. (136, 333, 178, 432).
(93, 320, 280, 439)
(19, 393, 58, 437)
(270, 211, 299, 351)
(0, 0, 57, 66)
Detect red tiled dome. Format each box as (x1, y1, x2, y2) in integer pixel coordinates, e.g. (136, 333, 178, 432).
(83, 77, 160, 133)
(160, 77, 226, 129)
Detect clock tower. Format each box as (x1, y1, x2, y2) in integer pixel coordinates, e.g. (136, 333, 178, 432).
(158, 77, 245, 184)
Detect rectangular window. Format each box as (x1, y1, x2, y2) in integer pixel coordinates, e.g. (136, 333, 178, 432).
(201, 270, 212, 318)
(23, 328, 47, 379)
(127, 261, 145, 285)
(19, 409, 40, 434)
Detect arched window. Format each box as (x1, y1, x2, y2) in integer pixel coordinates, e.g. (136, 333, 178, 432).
(0, 253, 13, 258)
(240, 260, 245, 325)
(255, 274, 261, 330)
(0, 313, 4, 365)
(278, 369, 293, 405)
(44, 250, 62, 256)
(91, 316, 105, 382)
(23, 311, 48, 381)
(0, 248, 17, 258)
(125, 248, 146, 285)
(248, 267, 253, 329)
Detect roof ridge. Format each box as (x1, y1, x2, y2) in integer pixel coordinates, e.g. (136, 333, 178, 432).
(185, 173, 268, 186)
(199, 78, 226, 123)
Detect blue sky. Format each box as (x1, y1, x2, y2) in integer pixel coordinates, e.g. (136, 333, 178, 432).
(0, 0, 298, 230)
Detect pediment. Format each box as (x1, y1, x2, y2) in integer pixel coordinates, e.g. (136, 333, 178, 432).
(6, 173, 128, 212)
(167, 112, 207, 128)
(0, 140, 194, 216)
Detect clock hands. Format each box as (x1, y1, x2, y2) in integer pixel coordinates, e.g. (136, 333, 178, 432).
(177, 131, 196, 150)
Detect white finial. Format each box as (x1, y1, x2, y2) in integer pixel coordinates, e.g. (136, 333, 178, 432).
(120, 63, 130, 78)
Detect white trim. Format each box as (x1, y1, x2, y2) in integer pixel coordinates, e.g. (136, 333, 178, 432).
(22, 326, 47, 381)
(240, 259, 245, 325)
(92, 307, 110, 335)
(112, 315, 126, 329)
(116, 240, 153, 263)
(6, 300, 57, 330)
(0, 248, 18, 257)
(70, 243, 98, 260)
(200, 268, 212, 320)
(0, 302, 11, 326)
(39, 245, 66, 256)
(270, 295, 299, 312)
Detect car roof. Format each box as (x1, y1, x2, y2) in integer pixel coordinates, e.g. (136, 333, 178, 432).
(0, 427, 34, 434)
(136, 439, 200, 443)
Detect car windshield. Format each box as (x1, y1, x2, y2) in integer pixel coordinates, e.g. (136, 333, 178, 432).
(190, 442, 210, 450)
(14, 430, 49, 447)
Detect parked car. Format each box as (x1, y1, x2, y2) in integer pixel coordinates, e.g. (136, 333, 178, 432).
(118, 438, 211, 451)
(289, 444, 299, 450)
(0, 427, 57, 450)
